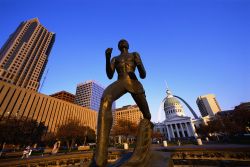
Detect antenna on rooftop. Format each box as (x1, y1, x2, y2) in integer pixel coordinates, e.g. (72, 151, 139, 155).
(164, 80, 170, 90)
(39, 69, 49, 93)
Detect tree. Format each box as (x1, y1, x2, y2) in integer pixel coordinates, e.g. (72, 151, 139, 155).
(152, 131, 164, 142)
(196, 124, 209, 137)
(56, 119, 96, 152)
(233, 105, 250, 133)
(111, 119, 138, 143)
(196, 106, 250, 138)
(82, 126, 96, 144)
(0, 117, 46, 146)
(41, 132, 57, 147)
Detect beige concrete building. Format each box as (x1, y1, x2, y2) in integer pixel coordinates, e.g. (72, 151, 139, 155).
(0, 81, 97, 133)
(50, 91, 75, 104)
(113, 105, 143, 126)
(196, 94, 221, 117)
(0, 18, 55, 91)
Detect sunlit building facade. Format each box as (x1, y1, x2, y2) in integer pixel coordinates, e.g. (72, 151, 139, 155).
(0, 18, 55, 91)
(196, 94, 221, 117)
(113, 105, 143, 126)
(50, 91, 75, 104)
(0, 81, 97, 133)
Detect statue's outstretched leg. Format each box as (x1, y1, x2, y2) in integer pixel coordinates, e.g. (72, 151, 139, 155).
(131, 93, 151, 120)
(95, 81, 126, 167)
(120, 93, 152, 167)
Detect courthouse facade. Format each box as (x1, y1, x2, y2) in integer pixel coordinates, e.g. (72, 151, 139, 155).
(154, 89, 196, 141)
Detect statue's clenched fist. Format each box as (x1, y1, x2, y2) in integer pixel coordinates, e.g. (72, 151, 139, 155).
(105, 48, 113, 58)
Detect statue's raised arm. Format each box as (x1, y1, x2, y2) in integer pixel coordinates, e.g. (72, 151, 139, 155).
(105, 48, 115, 79)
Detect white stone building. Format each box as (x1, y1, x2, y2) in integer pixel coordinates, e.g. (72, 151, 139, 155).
(154, 89, 196, 141)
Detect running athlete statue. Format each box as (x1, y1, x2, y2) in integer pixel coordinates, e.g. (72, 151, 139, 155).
(94, 39, 151, 167)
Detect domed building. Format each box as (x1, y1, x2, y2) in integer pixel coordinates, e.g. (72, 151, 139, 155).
(154, 88, 196, 141)
(164, 89, 185, 119)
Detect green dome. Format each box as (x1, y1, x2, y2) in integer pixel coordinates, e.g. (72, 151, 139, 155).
(164, 97, 181, 108)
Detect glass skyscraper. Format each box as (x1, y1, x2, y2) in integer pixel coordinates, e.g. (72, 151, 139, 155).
(75, 80, 115, 111)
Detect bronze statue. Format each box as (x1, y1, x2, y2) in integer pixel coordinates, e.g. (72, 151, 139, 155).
(94, 39, 151, 167)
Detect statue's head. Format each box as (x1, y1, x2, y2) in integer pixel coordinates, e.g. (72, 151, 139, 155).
(118, 39, 129, 51)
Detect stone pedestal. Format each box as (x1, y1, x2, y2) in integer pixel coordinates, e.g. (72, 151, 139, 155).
(197, 138, 203, 145)
(120, 119, 152, 167)
(109, 119, 172, 167)
(163, 140, 168, 147)
(123, 143, 128, 150)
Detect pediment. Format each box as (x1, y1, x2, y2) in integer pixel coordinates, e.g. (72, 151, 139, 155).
(164, 115, 191, 122)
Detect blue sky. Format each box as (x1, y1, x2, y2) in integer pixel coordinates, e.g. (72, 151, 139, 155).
(0, 0, 249, 122)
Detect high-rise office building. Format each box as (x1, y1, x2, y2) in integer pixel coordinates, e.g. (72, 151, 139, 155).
(196, 94, 221, 117)
(75, 80, 115, 111)
(75, 80, 104, 111)
(50, 91, 75, 104)
(0, 18, 55, 91)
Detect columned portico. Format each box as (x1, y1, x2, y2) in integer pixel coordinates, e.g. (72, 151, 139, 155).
(174, 124, 180, 138)
(190, 122, 197, 137)
(180, 123, 185, 137)
(160, 118, 196, 141)
(166, 125, 171, 141)
(170, 124, 175, 138)
(185, 122, 191, 137)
